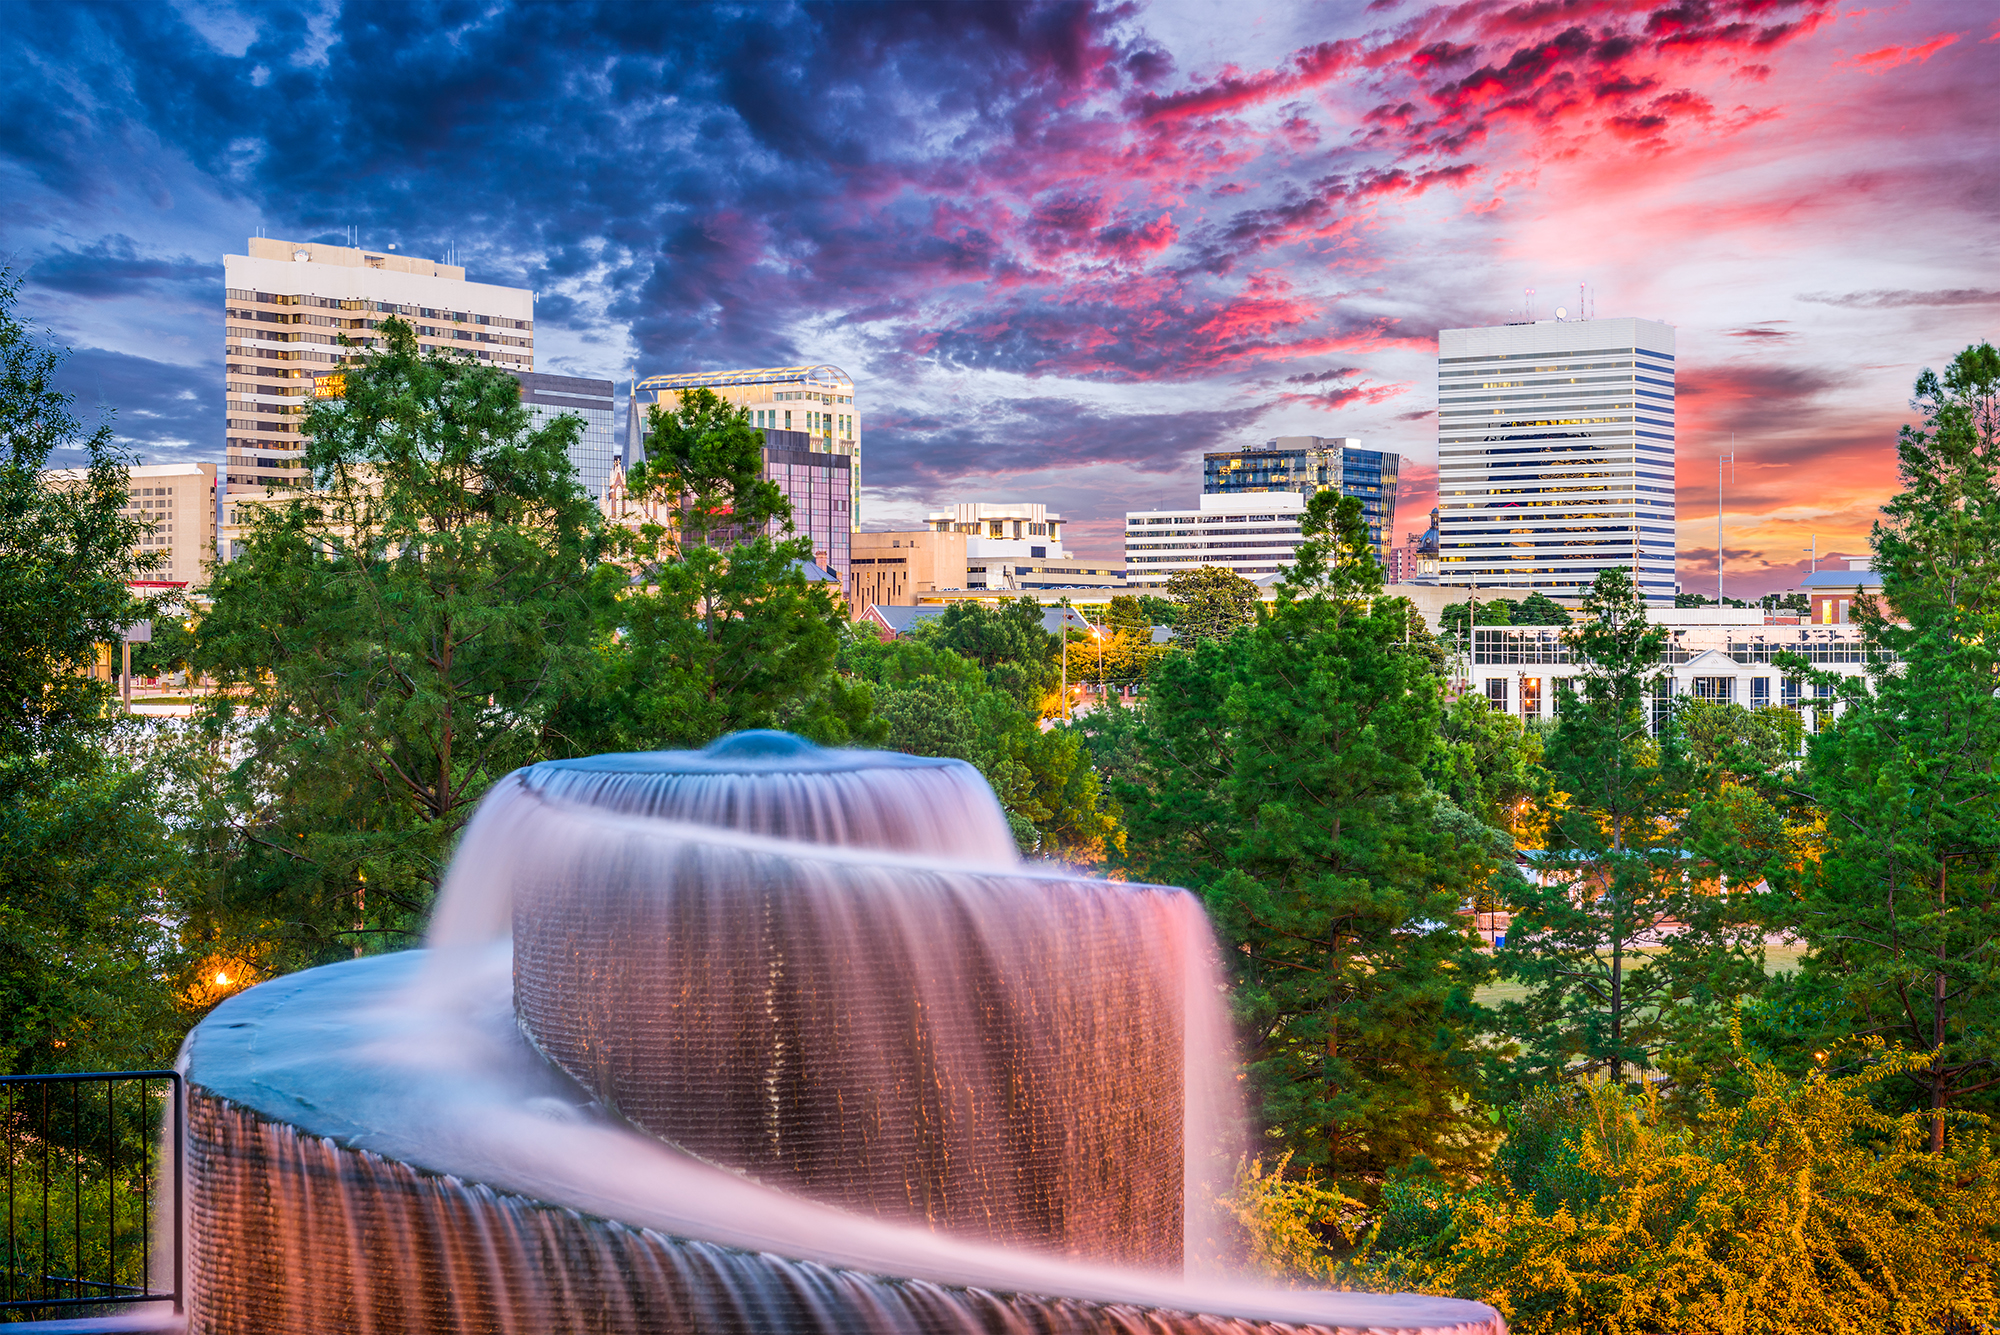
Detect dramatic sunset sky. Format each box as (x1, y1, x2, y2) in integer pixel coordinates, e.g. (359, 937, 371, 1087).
(5, 0, 1995, 595)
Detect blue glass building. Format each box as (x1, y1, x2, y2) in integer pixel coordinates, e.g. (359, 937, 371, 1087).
(1203, 436, 1400, 564)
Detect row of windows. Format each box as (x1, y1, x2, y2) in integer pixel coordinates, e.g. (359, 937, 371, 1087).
(226, 290, 531, 328)
(1440, 358, 1643, 380)
(1440, 347, 1675, 365)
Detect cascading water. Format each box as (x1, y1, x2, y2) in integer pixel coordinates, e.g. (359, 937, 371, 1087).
(178, 732, 1503, 1334)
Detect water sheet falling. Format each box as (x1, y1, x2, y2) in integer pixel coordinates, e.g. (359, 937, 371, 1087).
(179, 734, 1503, 1334)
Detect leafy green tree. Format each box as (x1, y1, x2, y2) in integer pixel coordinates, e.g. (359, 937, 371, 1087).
(1115, 492, 1500, 1186)
(1429, 692, 1542, 846)
(554, 388, 873, 752)
(626, 386, 786, 548)
(1440, 597, 1513, 638)
(1495, 569, 1764, 1089)
(1775, 343, 2000, 1148)
(1511, 592, 1571, 626)
(1137, 593, 1179, 628)
(1760, 591, 1809, 616)
(0, 273, 186, 1071)
(193, 321, 615, 965)
(918, 598, 1059, 711)
(129, 594, 198, 682)
(1164, 564, 1259, 648)
(838, 630, 1119, 860)
(1104, 594, 1151, 639)
(1673, 699, 1803, 779)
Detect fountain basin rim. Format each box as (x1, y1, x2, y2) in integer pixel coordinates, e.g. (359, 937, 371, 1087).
(473, 776, 1158, 886)
(181, 953, 1502, 1335)
(527, 731, 986, 777)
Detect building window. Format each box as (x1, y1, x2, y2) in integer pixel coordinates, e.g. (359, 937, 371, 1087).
(1521, 677, 1541, 719)
(1750, 677, 1770, 706)
(1484, 678, 1507, 711)
(1692, 677, 1735, 703)
(1651, 678, 1675, 733)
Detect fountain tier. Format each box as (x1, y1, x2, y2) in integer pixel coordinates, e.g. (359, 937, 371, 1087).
(510, 805, 1189, 1265)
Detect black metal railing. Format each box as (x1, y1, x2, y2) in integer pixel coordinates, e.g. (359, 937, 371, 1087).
(1, 1071, 182, 1321)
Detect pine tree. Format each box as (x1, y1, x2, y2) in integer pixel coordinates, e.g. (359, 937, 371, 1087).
(565, 387, 874, 751)
(1496, 568, 1763, 1088)
(1116, 493, 1499, 1185)
(1778, 343, 2000, 1149)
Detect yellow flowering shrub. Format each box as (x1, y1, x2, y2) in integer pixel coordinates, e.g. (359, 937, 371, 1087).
(1372, 1049, 2000, 1334)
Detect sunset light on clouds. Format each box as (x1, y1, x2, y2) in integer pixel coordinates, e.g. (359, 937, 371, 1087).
(5, 0, 1995, 596)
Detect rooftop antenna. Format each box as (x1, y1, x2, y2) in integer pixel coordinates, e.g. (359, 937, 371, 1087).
(1579, 281, 1586, 322)
(1805, 533, 1818, 577)
(1717, 437, 1736, 605)
(1525, 287, 1535, 321)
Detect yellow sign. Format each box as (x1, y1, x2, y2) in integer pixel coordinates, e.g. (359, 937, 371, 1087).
(314, 373, 346, 399)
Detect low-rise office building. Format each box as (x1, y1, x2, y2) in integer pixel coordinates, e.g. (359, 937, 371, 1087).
(1125, 491, 1306, 586)
(850, 528, 967, 609)
(1798, 560, 1883, 625)
(850, 502, 1121, 607)
(1463, 606, 1870, 732)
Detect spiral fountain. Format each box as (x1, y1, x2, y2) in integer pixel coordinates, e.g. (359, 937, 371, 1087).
(177, 732, 1502, 1334)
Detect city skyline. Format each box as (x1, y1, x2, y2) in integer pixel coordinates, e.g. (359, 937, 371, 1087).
(5, 1, 1995, 595)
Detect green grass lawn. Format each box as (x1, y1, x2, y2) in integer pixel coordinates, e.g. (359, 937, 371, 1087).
(1476, 936, 1809, 1010)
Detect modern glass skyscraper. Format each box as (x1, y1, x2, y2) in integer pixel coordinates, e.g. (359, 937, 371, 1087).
(1436, 318, 1675, 604)
(1203, 435, 1400, 564)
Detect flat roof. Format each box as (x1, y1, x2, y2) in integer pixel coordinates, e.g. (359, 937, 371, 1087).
(637, 365, 851, 392)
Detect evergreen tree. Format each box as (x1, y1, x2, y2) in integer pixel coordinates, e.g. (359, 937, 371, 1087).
(1116, 492, 1499, 1186)
(1778, 343, 2000, 1148)
(1496, 568, 1763, 1088)
(194, 321, 616, 963)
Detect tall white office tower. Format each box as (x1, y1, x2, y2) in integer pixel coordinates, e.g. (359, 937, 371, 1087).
(1436, 317, 1675, 605)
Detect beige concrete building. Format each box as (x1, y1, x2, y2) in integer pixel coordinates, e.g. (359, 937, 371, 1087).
(223, 237, 534, 516)
(849, 528, 968, 609)
(45, 461, 217, 587)
(849, 501, 1124, 610)
(925, 502, 1121, 594)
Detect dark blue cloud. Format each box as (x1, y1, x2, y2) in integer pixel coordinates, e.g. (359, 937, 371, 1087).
(48, 346, 221, 467)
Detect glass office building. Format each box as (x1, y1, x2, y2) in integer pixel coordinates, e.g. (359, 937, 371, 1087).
(512, 372, 615, 500)
(1203, 436, 1399, 564)
(1436, 317, 1675, 605)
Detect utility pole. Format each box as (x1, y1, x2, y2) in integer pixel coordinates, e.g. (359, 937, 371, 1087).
(1060, 598, 1070, 721)
(1717, 441, 1735, 605)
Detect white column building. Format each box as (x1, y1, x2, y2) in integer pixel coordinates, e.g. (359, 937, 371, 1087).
(1437, 317, 1676, 606)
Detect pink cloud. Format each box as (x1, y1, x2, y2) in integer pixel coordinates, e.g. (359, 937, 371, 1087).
(1840, 32, 1960, 71)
